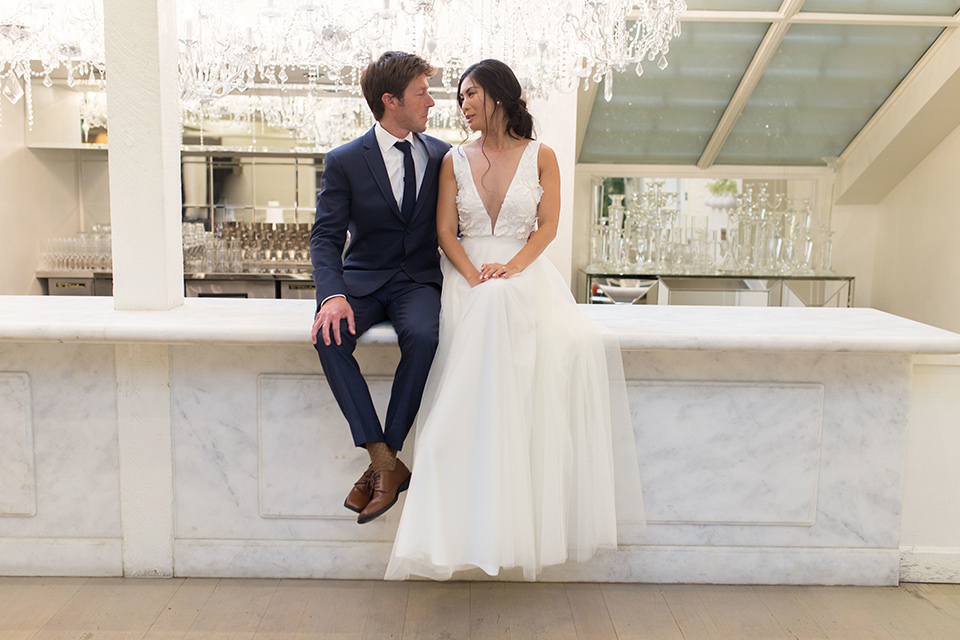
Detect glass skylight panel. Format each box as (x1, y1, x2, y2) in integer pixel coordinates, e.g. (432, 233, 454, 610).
(801, 0, 960, 15)
(579, 21, 766, 165)
(715, 24, 944, 165)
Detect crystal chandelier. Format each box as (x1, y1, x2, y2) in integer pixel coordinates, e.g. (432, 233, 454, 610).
(1, 0, 686, 144)
(182, 94, 465, 150)
(176, 0, 686, 101)
(0, 0, 106, 129)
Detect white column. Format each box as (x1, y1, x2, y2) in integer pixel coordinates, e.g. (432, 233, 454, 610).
(530, 91, 577, 289)
(115, 344, 174, 577)
(103, 0, 183, 310)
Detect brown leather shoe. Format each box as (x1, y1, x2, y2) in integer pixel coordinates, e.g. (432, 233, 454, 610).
(344, 466, 375, 513)
(357, 460, 411, 524)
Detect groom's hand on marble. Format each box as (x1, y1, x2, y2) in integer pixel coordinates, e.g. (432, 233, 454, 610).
(312, 296, 356, 347)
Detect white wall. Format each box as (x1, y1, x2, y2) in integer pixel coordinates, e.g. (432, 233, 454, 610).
(0, 99, 84, 295)
(830, 203, 879, 308)
(900, 354, 960, 582)
(530, 92, 577, 287)
(863, 120, 960, 583)
(871, 121, 960, 334)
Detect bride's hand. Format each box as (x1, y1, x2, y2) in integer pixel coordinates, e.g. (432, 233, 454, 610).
(499, 263, 521, 278)
(479, 262, 507, 281)
(480, 262, 520, 279)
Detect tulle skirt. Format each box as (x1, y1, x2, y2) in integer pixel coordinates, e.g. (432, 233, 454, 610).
(385, 236, 643, 581)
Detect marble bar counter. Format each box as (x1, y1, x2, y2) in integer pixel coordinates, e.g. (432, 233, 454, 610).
(1, 295, 959, 585)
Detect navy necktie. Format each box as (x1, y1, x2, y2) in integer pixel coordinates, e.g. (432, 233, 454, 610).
(394, 139, 416, 222)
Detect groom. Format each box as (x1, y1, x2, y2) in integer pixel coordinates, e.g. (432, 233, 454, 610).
(310, 52, 451, 524)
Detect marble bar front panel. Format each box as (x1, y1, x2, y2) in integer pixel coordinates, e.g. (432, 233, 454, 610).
(0, 297, 951, 582)
(0, 343, 122, 576)
(169, 343, 912, 584)
(0, 372, 35, 517)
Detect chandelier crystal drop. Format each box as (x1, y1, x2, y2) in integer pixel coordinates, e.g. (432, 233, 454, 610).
(174, 0, 685, 99)
(1, 0, 686, 147)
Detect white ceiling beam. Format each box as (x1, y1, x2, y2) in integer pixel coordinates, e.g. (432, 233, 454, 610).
(695, 0, 806, 169)
(792, 13, 960, 27)
(835, 26, 960, 204)
(673, 10, 960, 27)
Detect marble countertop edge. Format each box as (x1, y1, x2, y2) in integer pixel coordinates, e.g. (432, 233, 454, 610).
(1, 296, 959, 355)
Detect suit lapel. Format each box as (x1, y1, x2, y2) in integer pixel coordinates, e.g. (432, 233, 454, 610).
(362, 127, 403, 220)
(410, 133, 442, 222)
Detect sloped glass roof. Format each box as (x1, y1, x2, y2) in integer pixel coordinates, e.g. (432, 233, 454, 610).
(579, 22, 768, 165)
(580, 3, 959, 166)
(715, 24, 945, 165)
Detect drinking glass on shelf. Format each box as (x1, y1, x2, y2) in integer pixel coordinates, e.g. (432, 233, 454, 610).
(38, 238, 51, 271)
(227, 239, 243, 273)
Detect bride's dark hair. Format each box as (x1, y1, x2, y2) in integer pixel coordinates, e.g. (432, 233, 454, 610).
(457, 59, 535, 141)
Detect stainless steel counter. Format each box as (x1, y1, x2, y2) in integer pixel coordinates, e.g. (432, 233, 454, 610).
(36, 271, 316, 299)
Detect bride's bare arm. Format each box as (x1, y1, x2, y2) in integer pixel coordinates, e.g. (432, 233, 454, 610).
(493, 144, 560, 278)
(437, 152, 483, 287)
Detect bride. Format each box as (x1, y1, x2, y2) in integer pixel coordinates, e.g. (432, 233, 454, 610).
(385, 59, 642, 581)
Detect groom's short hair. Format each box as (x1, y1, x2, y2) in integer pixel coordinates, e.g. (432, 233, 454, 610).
(361, 52, 436, 121)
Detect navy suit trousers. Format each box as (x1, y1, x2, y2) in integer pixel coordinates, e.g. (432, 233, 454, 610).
(313, 270, 440, 451)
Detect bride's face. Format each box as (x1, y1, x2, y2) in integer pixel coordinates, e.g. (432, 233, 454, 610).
(458, 76, 496, 132)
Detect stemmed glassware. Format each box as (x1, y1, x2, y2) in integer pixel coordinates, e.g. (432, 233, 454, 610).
(39, 221, 318, 276)
(589, 180, 831, 277)
(39, 228, 113, 272)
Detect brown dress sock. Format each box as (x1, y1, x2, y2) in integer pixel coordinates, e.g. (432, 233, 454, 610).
(366, 442, 397, 472)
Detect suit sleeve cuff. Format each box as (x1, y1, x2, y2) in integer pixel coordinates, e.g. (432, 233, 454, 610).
(320, 294, 346, 307)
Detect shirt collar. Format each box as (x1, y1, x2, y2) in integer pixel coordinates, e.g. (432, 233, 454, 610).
(375, 121, 417, 155)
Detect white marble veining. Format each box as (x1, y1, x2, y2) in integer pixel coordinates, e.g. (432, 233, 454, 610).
(0, 294, 952, 583)
(0, 537, 122, 577)
(617, 351, 912, 552)
(0, 373, 35, 516)
(2, 295, 960, 354)
(536, 546, 901, 585)
(174, 539, 393, 579)
(259, 374, 392, 519)
(158, 341, 914, 584)
(171, 344, 405, 544)
(115, 344, 174, 577)
(0, 343, 121, 541)
(631, 381, 823, 526)
(172, 539, 899, 585)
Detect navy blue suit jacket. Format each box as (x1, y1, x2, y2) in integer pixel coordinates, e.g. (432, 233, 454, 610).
(310, 127, 451, 307)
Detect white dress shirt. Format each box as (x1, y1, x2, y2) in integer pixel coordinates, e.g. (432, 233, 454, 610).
(374, 121, 428, 210)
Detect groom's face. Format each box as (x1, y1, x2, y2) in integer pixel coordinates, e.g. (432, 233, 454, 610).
(392, 74, 435, 134)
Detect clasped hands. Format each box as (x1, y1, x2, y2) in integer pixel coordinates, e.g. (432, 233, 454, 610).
(474, 262, 519, 285)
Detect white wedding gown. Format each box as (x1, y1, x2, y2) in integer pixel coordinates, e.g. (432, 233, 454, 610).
(385, 141, 643, 581)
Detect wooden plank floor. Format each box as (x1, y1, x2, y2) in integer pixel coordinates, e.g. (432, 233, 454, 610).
(0, 578, 958, 640)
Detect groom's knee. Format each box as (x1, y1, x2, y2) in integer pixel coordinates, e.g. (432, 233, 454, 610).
(313, 319, 359, 360)
(397, 323, 438, 357)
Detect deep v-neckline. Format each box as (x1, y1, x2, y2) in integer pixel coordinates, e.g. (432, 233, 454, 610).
(464, 142, 532, 234)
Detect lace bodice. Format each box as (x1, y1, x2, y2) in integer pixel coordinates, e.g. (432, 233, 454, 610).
(452, 141, 543, 240)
